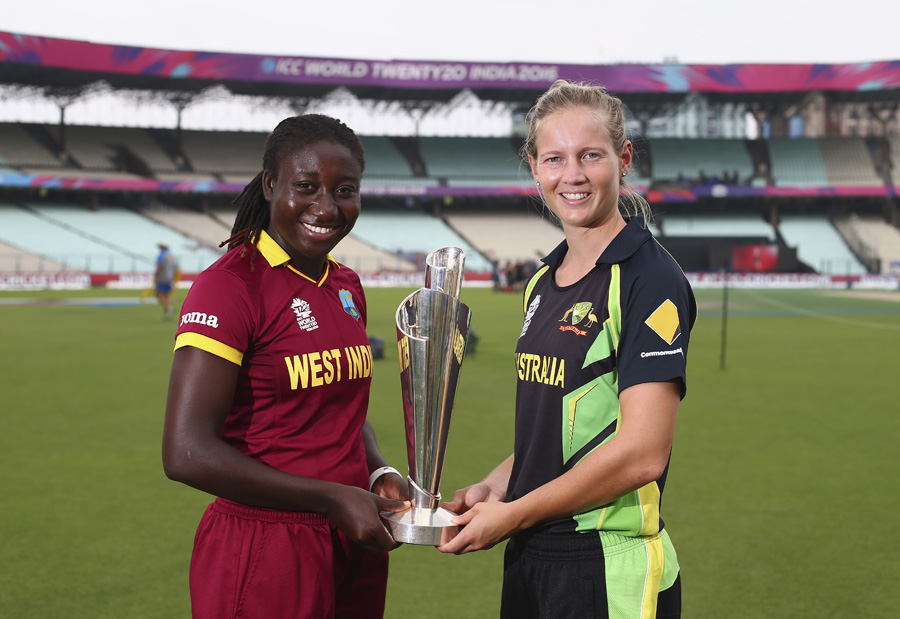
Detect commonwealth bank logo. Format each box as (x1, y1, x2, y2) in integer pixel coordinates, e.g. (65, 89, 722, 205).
(645, 299, 681, 345)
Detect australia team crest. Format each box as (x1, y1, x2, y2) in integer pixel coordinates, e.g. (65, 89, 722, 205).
(558, 301, 598, 336)
(339, 289, 360, 320)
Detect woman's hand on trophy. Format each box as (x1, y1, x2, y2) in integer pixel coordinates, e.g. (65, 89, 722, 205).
(442, 481, 503, 515)
(371, 470, 409, 501)
(326, 485, 410, 553)
(436, 500, 521, 555)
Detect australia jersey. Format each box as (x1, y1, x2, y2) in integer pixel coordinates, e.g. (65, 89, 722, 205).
(507, 218, 697, 537)
(173, 230, 374, 490)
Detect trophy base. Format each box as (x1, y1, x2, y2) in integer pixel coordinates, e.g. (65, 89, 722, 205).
(382, 506, 460, 546)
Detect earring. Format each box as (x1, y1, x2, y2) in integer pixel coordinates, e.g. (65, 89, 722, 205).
(622, 171, 627, 177)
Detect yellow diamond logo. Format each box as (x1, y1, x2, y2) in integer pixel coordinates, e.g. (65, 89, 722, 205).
(645, 299, 681, 345)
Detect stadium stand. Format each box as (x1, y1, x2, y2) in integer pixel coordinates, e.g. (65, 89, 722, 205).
(140, 205, 232, 250)
(350, 211, 492, 272)
(443, 211, 564, 264)
(889, 137, 900, 186)
(777, 214, 867, 275)
(3, 202, 223, 273)
(180, 129, 266, 178)
(834, 214, 900, 274)
(0, 239, 64, 272)
(2, 36, 900, 288)
(767, 139, 830, 187)
(648, 138, 755, 183)
(818, 138, 883, 186)
(418, 137, 523, 183)
(0, 202, 146, 272)
(358, 136, 415, 180)
(0, 123, 60, 169)
(66, 125, 176, 176)
(659, 213, 776, 240)
(331, 235, 418, 272)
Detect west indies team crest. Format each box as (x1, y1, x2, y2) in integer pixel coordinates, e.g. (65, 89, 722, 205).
(558, 301, 598, 336)
(339, 289, 360, 320)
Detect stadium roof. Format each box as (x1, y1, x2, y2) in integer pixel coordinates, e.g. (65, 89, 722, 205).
(3, 30, 900, 107)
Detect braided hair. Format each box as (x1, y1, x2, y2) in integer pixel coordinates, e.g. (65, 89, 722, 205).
(220, 114, 366, 268)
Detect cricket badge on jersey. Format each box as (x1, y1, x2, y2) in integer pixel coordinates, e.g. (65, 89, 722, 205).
(558, 301, 598, 336)
(645, 299, 681, 345)
(290, 297, 320, 332)
(339, 289, 360, 320)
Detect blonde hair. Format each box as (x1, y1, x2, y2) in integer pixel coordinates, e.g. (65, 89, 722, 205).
(521, 79, 651, 223)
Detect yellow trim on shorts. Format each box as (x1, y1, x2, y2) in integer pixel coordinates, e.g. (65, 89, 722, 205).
(600, 531, 666, 619)
(174, 332, 243, 366)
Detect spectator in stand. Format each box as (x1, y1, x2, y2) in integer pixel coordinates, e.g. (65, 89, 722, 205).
(162, 114, 409, 619)
(154, 242, 179, 320)
(438, 80, 696, 619)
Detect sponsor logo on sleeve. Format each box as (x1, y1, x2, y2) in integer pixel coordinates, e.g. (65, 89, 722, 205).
(180, 311, 219, 328)
(645, 299, 681, 345)
(641, 299, 685, 359)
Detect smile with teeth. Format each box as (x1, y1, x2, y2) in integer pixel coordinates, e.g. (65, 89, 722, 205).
(561, 192, 590, 200)
(303, 222, 337, 234)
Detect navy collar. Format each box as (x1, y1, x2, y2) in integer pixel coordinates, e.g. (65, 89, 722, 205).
(542, 218, 653, 269)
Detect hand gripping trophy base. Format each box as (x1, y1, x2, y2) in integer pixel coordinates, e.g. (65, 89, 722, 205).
(382, 505, 459, 546)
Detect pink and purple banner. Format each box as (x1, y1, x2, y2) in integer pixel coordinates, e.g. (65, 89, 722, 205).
(3, 31, 899, 93)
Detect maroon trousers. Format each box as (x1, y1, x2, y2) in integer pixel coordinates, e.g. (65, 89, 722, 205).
(189, 499, 389, 619)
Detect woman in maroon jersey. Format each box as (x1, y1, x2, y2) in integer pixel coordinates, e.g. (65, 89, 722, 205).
(163, 114, 408, 619)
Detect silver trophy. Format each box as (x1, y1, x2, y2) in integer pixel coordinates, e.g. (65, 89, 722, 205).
(383, 247, 471, 546)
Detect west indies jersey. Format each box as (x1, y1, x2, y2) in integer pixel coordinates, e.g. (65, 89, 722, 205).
(507, 218, 697, 537)
(173, 230, 374, 490)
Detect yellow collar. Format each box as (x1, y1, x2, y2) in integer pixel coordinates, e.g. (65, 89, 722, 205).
(256, 230, 339, 285)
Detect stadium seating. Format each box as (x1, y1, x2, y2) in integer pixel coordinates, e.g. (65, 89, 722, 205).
(0, 239, 64, 272)
(443, 211, 564, 264)
(889, 137, 900, 186)
(358, 136, 415, 180)
(647, 138, 755, 183)
(818, 138, 882, 186)
(1, 123, 893, 192)
(418, 137, 522, 183)
(659, 213, 776, 240)
(834, 214, 900, 274)
(0, 123, 60, 169)
(350, 211, 492, 272)
(777, 214, 867, 275)
(767, 139, 829, 187)
(63, 126, 138, 173)
(140, 205, 232, 250)
(0, 202, 144, 272)
(1, 202, 223, 273)
(180, 129, 266, 177)
(331, 236, 418, 272)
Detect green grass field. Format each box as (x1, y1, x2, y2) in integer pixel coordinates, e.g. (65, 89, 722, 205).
(2, 285, 899, 618)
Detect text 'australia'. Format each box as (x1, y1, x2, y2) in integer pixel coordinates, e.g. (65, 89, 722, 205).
(516, 352, 565, 388)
